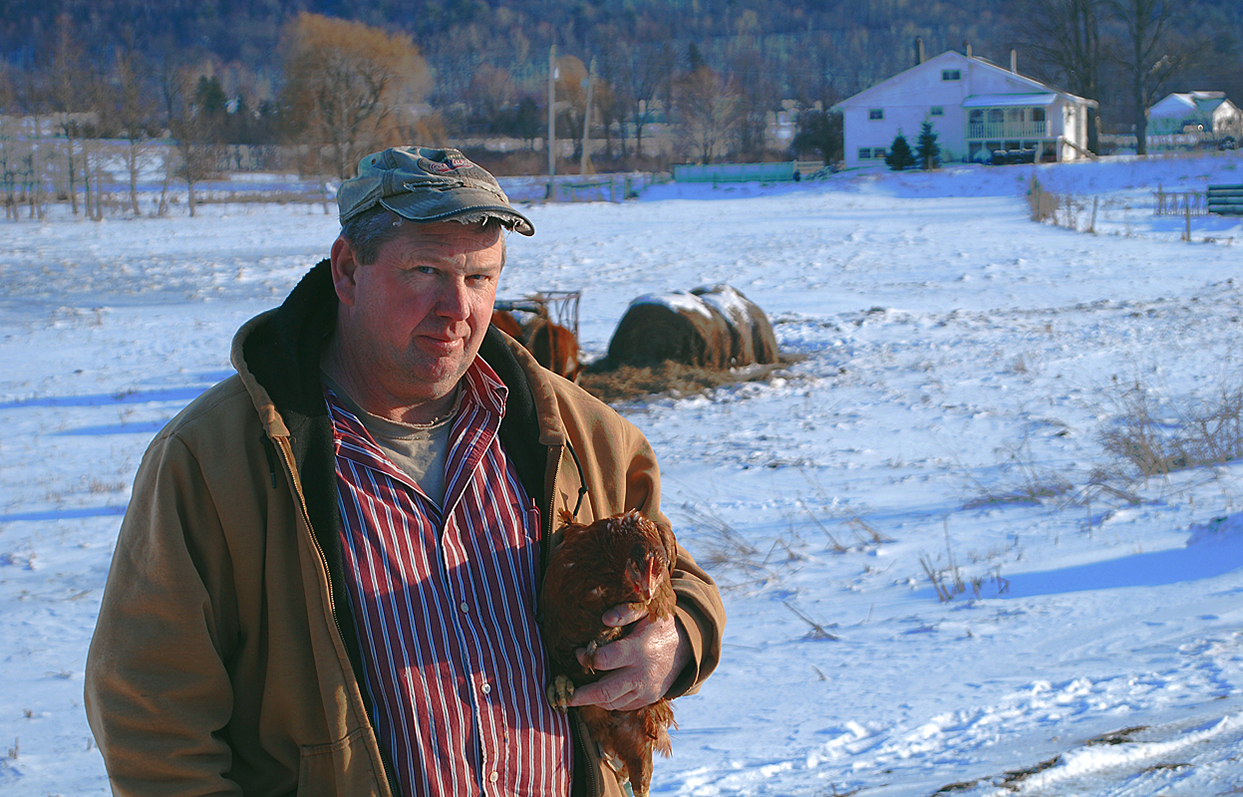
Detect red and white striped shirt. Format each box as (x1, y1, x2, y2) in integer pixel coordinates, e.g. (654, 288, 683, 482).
(327, 358, 572, 797)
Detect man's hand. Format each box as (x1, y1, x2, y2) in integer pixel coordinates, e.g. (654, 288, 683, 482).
(566, 604, 690, 711)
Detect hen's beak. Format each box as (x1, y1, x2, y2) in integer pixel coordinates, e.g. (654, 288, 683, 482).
(640, 557, 661, 601)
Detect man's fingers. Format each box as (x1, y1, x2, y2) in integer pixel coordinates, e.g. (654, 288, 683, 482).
(576, 637, 624, 670)
(565, 612, 688, 711)
(565, 676, 639, 710)
(601, 602, 646, 627)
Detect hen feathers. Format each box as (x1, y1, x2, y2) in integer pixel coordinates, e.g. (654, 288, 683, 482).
(539, 509, 678, 797)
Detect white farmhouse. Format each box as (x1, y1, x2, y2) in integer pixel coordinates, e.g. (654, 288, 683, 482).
(1147, 91, 1241, 137)
(832, 49, 1097, 169)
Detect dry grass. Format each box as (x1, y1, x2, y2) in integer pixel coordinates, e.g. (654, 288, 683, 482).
(962, 434, 1073, 509)
(678, 504, 784, 591)
(1100, 380, 1243, 477)
(578, 358, 797, 404)
(1027, 176, 1060, 223)
(921, 520, 1010, 602)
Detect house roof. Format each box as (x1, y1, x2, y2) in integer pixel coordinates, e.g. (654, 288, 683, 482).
(962, 93, 1058, 108)
(1150, 91, 1232, 117)
(832, 50, 1096, 112)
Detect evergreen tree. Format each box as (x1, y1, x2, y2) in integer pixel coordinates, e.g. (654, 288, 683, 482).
(687, 43, 706, 72)
(885, 131, 915, 170)
(196, 76, 228, 116)
(792, 109, 843, 164)
(916, 120, 940, 170)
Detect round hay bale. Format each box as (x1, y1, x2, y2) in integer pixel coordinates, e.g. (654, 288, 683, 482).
(604, 292, 735, 369)
(690, 284, 779, 365)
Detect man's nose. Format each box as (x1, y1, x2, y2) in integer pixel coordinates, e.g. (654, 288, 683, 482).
(436, 278, 471, 320)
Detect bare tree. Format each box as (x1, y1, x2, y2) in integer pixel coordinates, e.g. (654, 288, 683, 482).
(466, 64, 517, 132)
(674, 65, 739, 164)
(1014, 0, 1105, 153)
(592, 76, 626, 160)
(50, 13, 90, 216)
(1105, 0, 1206, 155)
(554, 54, 590, 163)
(281, 13, 431, 179)
(729, 47, 777, 159)
(599, 37, 675, 160)
(112, 35, 159, 216)
(158, 62, 218, 217)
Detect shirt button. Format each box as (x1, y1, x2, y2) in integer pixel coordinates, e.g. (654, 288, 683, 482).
(460, 602, 469, 613)
(481, 682, 492, 695)
(489, 772, 499, 784)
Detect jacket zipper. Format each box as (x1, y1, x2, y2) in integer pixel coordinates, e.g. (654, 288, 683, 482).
(275, 436, 343, 637)
(544, 444, 603, 797)
(574, 712, 603, 797)
(275, 433, 396, 797)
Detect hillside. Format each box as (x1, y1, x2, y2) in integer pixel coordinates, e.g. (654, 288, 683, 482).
(3, 0, 1242, 129)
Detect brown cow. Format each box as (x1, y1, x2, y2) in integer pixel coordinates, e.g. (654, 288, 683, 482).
(524, 317, 582, 382)
(491, 309, 526, 341)
(491, 309, 581, 382)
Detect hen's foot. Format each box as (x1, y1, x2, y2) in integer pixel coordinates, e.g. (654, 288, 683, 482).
(546, 674, 575, 713)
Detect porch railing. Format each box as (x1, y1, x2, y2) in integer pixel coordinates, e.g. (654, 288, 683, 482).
(967, 121, 1048, 139)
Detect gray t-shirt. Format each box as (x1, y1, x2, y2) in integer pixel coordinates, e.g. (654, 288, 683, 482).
(322, 372, 459, 508)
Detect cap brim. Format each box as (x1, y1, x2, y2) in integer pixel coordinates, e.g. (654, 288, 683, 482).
(379, 189, 535, 236)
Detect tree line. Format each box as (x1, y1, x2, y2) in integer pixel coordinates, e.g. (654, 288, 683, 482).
(0, 0, 1238, 218)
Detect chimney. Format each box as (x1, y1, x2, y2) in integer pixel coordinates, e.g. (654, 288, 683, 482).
(1011, 49, 1018, 73)
(965, 41, 972, 58)
(916, 37, 925, 65)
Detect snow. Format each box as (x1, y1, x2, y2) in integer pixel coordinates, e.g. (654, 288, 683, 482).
(4, 152, 1243, 795)
(631, 291, 718, 319)
(694, 286, 758, 333)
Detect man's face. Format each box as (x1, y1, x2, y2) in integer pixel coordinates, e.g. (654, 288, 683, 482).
(330, 219, 505, 415)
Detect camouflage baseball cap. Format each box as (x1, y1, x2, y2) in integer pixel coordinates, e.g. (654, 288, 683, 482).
(337, 146, 534, 235)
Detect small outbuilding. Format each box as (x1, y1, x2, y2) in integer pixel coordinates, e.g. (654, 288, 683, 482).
(1147, 91, 1241, 138)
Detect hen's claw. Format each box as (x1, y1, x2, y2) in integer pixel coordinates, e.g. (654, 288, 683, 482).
(547, 674, 575, 713)
(582, 638, 601, 673)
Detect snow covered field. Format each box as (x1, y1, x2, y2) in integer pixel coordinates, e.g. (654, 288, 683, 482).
(3, 152, 1243, 795)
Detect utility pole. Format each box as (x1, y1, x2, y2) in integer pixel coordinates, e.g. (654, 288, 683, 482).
(547, 44, 557, 201)
(580, 57, 596, 176)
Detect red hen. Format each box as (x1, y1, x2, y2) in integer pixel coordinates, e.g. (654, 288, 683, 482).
(539, 509, 679, 797)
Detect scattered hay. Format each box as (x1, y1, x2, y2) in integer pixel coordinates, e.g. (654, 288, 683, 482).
(577, 358, 796, 404)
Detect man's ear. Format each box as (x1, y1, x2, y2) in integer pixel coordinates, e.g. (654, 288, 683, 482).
(329, 236, 360, 306)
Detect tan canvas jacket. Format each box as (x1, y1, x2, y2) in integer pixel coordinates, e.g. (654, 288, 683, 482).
(84, 262, 725, 797)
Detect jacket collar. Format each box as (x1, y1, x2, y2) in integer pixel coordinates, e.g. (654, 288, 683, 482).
(228, 258, 568, 545)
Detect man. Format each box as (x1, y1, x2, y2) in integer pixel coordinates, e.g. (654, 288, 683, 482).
(84, 146, 725, 797)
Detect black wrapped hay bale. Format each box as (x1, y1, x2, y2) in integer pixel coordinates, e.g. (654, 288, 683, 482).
(601, 285, 777, 370)
(690, 284, 779, 366)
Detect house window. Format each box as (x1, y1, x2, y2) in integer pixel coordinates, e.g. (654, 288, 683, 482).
(868, 108, 884, 120)
(941, 69, 961, 81)
(858, 147, 872, 160)
(931, 106, 944, 116)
